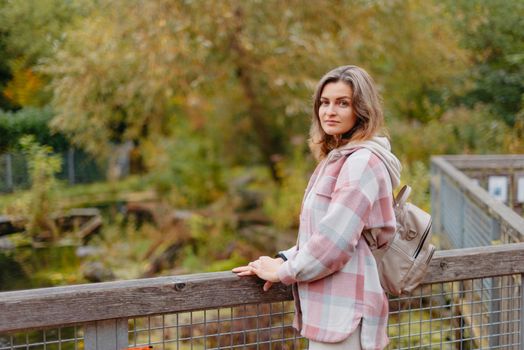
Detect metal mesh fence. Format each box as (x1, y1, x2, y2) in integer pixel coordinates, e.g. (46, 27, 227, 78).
(463, 196, 497, 248)
(127, 301, 304, 350)
(1, 274, 520, 350)
(0, 149, 107, 193)
(0, 153, 29, 192)
(0, 326, 84, 350)
(440, 176, 465, 248)
(433, 157, 523, 248)
(387, 275, 521, 350)
(439, 175, 515, 249)
(57, 149, 106, 186)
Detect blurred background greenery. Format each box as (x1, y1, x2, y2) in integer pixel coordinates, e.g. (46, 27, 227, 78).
(0, 0, 522, 291)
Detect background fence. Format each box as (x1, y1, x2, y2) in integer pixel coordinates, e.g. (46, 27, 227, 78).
(0, 243, 523, 350)
(431, 155, 524, 248)
(0, 145, 132, 193)
(429, 155, 524, 350)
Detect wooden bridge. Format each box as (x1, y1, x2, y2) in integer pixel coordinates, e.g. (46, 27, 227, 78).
(0, 155, 523, 350)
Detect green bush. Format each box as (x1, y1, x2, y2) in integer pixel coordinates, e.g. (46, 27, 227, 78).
(144, 127, 226, 208)
(399, 161, 431, 211)
(182, 213, 244, 273)
(389, 106, 514, 165)
(0, 106, 69, 153)
(263, 140, 312, 230)
(5, 136, 62, 239)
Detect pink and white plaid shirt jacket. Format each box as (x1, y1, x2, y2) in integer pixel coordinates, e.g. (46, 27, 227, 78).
(277, 144, 398, 350)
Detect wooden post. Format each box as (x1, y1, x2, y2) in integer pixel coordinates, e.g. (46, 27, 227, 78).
(85, 319, 128, 350)
(5, 153, 13, 192)
(68, 148, 75, 185)
(491, 218, 501, 243)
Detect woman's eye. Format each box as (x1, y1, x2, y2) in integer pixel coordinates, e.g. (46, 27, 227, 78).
(339, 100, 349, 107)
(320, 100, 329, 106)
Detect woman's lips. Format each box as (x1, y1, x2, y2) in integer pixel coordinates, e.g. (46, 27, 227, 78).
(324, 120, 340, 125)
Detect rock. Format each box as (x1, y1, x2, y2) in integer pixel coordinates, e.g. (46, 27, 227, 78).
(0, 237, 15, 250)
(76, 246, 102, 258)
(81, 261, 115, 282)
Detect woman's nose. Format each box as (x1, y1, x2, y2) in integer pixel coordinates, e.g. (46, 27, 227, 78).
(326, 103, 336, 115)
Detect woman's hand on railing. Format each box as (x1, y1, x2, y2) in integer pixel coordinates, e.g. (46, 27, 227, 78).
(232, 257, 284, 291)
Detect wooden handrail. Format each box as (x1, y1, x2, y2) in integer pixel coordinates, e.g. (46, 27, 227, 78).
(1, 243, 523, 333)
(437, 154, 524, 170)
(431, 156, 524, 239)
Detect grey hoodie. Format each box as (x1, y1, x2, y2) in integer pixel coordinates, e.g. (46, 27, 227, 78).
(333, 136, 402, 189)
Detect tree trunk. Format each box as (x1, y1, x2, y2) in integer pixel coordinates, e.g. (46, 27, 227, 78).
(229, 6, 282, 183)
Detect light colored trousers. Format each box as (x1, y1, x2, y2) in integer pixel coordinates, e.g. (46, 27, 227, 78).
(308, 324, 362, 350)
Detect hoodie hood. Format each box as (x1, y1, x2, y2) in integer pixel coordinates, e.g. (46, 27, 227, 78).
(333, 136, 402, 189)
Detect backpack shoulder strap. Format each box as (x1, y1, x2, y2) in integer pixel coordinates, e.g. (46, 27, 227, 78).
(395, 185, 411, 207)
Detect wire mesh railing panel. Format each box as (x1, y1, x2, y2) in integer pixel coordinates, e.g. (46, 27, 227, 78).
(120, 276, 520, 350)
(0, 326, 84, 350)
(441, 177, 465, 248)
(0, 274, 521, 350)
(432, 156, 524, 249)
(386, 275, 522, 350)
(127, 301, 306, 350)
(463, 196, 494, 247)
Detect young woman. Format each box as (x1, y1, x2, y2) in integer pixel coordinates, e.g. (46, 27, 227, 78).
(233, 65, 401, 350)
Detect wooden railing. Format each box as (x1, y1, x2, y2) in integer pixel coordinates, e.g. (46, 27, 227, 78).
(1, 154, 523, 349)
(1, 243, 523, 350)
(440, 155, 524, 214)
(431, 155, 524, 247)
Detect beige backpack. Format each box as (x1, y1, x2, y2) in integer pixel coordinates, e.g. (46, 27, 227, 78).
(363, 185, 435, 296)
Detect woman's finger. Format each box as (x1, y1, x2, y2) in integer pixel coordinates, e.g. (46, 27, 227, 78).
(263, 281, 273, 292)
(232, 265, 255, 274)
(236, 270, 256, 276)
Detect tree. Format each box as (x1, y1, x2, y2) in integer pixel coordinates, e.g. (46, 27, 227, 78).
(0, 30, 15, 110)
(0, 0, 91, 108)
(359, 0, 470, 122)
(444, 0, 524, 126)
(44, 0, 467, 180)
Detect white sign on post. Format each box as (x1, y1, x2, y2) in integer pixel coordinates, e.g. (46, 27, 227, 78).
(517, 177, 524, 203)
(488, 176, 508, 203)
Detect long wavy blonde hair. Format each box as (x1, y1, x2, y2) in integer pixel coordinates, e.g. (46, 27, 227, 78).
(309, 65, 385, 161)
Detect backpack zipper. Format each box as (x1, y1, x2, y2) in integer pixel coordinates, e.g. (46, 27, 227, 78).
(413, 220, 432, 258)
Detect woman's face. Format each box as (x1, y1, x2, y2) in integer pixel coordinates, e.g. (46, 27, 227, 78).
(318, 81, 356, 136)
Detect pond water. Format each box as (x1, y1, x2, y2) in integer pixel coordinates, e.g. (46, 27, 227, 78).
(0, 244, 83, 292)
(0, 205, 129, 292)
